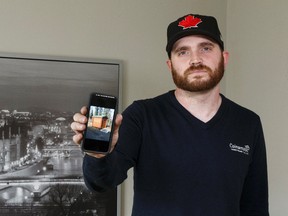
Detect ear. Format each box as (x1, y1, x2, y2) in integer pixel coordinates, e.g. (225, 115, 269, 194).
(222, 51, 229, 67)
(166, 59, 172, 71)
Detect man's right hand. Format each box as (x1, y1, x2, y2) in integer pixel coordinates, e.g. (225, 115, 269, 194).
(70, 106, 123, 158)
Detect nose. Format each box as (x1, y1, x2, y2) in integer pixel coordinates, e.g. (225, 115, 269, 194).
(189, 53, 202, 66)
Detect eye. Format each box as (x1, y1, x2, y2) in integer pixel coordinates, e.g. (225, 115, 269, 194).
(177, 50, 190, 56)
(199, 42, 215, 53)
(201, 46, 213, 52)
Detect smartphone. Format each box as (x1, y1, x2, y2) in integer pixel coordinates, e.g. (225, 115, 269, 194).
(82, 93, 118, 154)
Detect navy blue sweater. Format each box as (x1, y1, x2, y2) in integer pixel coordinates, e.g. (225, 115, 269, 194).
(83, 91, 269, 216)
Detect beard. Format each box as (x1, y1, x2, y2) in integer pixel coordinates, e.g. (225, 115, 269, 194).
(171, 56, 225, 92)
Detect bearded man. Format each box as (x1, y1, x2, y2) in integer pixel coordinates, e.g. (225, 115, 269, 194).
(71, 14, 269, 216)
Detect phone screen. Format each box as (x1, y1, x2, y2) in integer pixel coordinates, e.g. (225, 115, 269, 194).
(82, 93, 117, 154)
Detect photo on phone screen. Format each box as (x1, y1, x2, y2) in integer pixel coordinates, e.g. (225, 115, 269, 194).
(82, 93, 117, 154)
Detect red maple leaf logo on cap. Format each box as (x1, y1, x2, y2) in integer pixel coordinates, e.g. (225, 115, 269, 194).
(178, 15, 202, 29)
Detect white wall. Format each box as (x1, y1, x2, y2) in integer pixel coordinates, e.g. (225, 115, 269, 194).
(226, 0, 288, 215)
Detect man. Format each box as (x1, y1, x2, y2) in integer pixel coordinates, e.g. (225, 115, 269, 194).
(71, 14, 269, 216)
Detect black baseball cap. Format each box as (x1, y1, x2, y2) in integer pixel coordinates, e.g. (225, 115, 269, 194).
(166, 14, 224, 56)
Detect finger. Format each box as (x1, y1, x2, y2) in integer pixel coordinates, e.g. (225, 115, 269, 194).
(73, 133, 83, 145)
(114, 114, 123, 130)
(71, 121, 86, 133)
(73, 113, 87, 124)
(80, 106, 88, 115)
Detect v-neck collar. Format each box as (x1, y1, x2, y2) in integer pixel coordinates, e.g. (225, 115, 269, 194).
(168, 90, 227, 129)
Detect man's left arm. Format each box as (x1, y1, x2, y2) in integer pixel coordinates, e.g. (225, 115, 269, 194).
(240, 120, 269, 216)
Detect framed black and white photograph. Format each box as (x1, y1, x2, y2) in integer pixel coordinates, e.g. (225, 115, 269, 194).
(0, 53, 121, 216)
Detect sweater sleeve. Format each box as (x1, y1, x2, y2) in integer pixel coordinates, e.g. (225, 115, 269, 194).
(82, 101, 144, 192)
(82, 152, 134, 192)
(240, 118, 269, 216)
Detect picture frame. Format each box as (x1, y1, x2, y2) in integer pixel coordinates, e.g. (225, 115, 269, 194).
(0, 53, 122, 216)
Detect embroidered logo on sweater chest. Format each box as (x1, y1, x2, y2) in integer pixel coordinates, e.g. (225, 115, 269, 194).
(229, 143, 250, 155)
